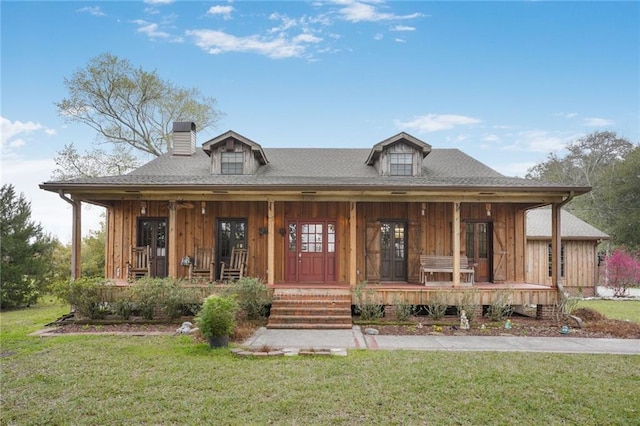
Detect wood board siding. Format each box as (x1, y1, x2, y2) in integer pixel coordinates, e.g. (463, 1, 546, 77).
(526, 239, 599, 296)
(105, 200, 533, 286)
(106, 200, 268, 281)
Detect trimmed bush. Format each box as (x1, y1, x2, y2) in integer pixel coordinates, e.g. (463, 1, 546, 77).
(51, 277, 111, 319)
(222, 277, 271, 320)
(195, 294, 239, 338)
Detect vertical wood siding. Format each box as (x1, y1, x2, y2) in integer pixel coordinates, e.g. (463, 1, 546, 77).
(105, 200, 529, 285)
(526, 239, 599, 296)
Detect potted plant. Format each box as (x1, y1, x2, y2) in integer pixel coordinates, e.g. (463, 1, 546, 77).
(195, 294, 239, 348)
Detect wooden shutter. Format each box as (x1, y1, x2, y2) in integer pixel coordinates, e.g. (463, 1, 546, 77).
(365, 221, 381, 282)
(408, 220, 422, 282)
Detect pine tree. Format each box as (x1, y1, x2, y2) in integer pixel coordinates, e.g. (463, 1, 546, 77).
(0, 184, 56, 309)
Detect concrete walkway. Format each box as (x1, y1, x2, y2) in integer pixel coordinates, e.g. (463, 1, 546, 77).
(243, 326, 640, 355)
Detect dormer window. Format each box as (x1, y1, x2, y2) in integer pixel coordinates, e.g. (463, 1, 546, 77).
(366, 132, 431, 177)
(202, 131, 269, 175)
(390, 153, 413, 176)
(221, 152, 243, 174)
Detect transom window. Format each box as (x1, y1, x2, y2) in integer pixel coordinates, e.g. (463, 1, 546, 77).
(221, 152, 243, 175)
(390, 153, 412, 176)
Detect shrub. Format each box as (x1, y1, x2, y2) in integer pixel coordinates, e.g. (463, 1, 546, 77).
(456, 288, 480, 322)
(353, 281, 383, 321)
(393, 299, 415, 322)
(128, 277, 201, 320)
(51, 277, 111, 319)
(485, 291, 514, 321)
(426, 293, 448, 320)
(113, 299, 134, 320)
(222, 277, 271, 320)
(195, 294, 239, 338)
(128, 277, 164, 319)
(550, 296, 581, 324)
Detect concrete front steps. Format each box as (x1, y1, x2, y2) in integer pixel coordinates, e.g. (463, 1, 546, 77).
(267, 288, 353, 329)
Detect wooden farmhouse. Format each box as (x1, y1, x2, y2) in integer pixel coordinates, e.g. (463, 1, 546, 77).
(526, 208, 610, 297)
(40, 122, 592, 325)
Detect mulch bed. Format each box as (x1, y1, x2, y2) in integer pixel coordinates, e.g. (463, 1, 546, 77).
(366, 309, 640, 339)
(44, 309, 640, 339)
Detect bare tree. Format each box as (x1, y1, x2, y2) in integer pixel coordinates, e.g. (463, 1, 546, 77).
(54, 53, 223, 177)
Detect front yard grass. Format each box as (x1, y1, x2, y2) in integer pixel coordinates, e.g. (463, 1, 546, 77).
(577, 299, 640, 323)
(1, 300, 639, 424)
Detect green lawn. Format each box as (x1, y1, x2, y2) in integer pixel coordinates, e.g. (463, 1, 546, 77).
(2, 301, 639, 425)
(577, 299, 640, 323)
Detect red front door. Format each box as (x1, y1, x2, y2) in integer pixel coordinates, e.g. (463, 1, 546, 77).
(286, 220, 336, 283)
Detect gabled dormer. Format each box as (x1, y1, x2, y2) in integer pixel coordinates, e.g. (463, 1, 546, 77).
(202, 130, 268, 175)
(365, 132, 431, 177)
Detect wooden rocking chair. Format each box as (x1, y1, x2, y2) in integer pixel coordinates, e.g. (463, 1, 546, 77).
(188, 246, 215, 282)
(220, 248, 248, 281)
(127, 245, 151, 281)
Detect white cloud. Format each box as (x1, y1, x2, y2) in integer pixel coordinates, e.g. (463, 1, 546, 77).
(143, 0, 174, 4)
(396, 114, 482, 133)
(294, 33, 322, 43)
(207, 5, 234, 19)
(1, 117, 55, 156)
(553, 112, 578, 119)
(482, 134, 500, 142)
(584, 117, 615, 127)
(268, 13, 299, 33)
(133, 20, 171, 39)
(373, 33, 383, 40)
(334, 0, 422, 23)
(502, 130, 580, 153)
(394, 38, 406, 43)
(187, 29, 319, 59)
(76, 6, 106, 17)
(392, 25, 415, 31)
(493, 161, 538, 178)
(1, 117, 44, 146)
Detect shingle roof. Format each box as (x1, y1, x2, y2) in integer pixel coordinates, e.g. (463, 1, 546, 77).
(526, 208, 610, 240)
(44, 147, 584, 191)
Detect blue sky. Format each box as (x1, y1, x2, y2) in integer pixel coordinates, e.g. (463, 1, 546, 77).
(2, 0, 639, 243)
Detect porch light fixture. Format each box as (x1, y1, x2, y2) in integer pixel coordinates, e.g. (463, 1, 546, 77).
(141, 201, 147, 215)
(201, 201, 206, 215)
(486, 203, 491, 217)
(421, 202, 426, 216)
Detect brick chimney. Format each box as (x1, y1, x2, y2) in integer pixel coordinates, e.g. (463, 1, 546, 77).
(172, 122, 196, 156)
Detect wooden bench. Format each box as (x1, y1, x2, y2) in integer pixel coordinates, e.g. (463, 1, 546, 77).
(420, 255, 474, 285)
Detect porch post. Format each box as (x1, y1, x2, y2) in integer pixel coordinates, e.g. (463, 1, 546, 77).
(267, 200, 275, 285)
(70, 198, 82, 280)
(349, 201, 357, 287)
(452, 201, 461, 287)
(168, 201, 178, 278)
(551, 203, 561, 291)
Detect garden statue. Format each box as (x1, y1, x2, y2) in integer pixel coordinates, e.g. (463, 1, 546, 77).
(176, 321, 196, 334)
(460, 310, 470, 330)
(505, 319, 512, 329)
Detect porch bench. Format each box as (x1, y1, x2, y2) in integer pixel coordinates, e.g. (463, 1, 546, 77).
(420, 255, 474, 285)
